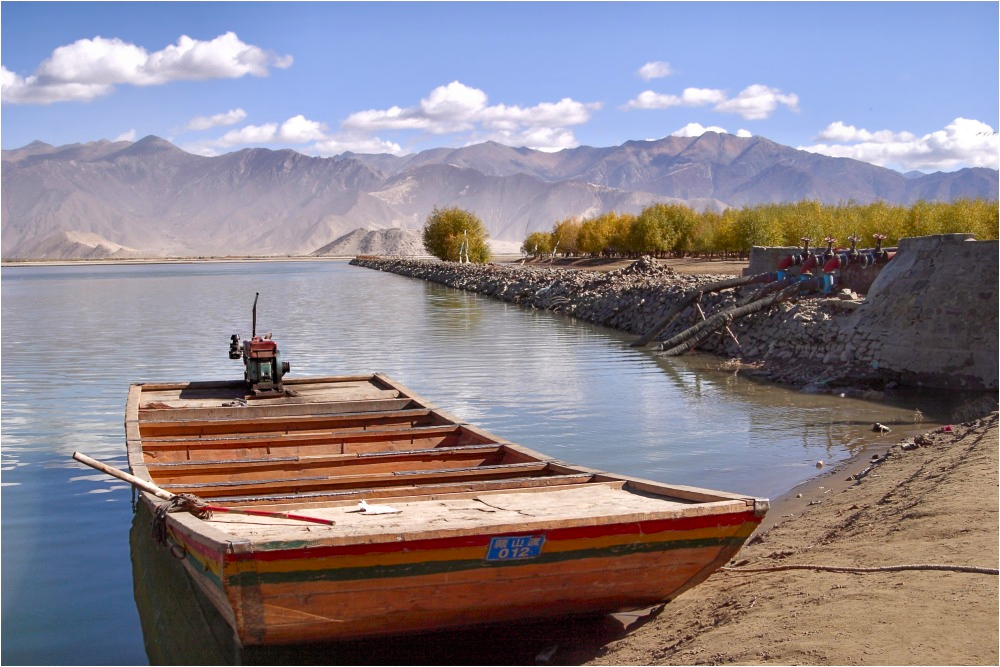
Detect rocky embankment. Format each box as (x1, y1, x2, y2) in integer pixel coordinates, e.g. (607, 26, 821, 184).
(352, 255, 730, 336)
(350, 256, 864, 391)
(351, 235, 998, 395)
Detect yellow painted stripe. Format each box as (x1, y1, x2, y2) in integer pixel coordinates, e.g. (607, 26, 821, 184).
(242, 523, 754, 575)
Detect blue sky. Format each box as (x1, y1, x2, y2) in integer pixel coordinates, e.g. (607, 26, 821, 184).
(2, 1, 997, 172)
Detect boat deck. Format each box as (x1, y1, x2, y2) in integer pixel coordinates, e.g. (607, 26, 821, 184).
(197, 482, 696, 542)
(128, 374, 759, 548)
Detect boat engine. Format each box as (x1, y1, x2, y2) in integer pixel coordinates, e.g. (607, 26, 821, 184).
(229, 293, 290, 396)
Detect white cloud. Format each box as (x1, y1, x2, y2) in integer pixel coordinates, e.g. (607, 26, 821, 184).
(182, 81, 599, 156)
(474, 126, 581, 152)
(419, 81, 488, 119)
(713, 84, 799, 120)
(815, 120, 916, 144)
(279, 115, 328, 143)
(209, 116, 328, 147)
(216, 123, 279, 146)
(671, 122, 729, 138)
(138, 33, 290, 83)
(1, 32, 292, 104)
(683, 88, 729, 107)
(625, 87, 726, 110)
(736, 129, 753, 138)
(182, 113, 402, 157)
(312, 135, 404, 156)
(343, 82, 488, 134)
(114, 129, 137, 142)
(626, 83, 798, 120)
(38, 37, 149, 84)
(342, 106, 433, 132)
(800, 117, 999, 171)
(480, 98, 600, 130)
(625, 91, 677, 110)
(2, 65, 112, 104)
(816, 120, 871, 143)
(638, 61, 673, 80)
(343, 81, 599, 150)
(183, 109, 248, 132)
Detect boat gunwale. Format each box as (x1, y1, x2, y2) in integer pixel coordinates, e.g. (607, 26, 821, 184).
(138, 484, 761, 556)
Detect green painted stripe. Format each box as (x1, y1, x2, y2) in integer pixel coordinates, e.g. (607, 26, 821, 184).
(180, 547, 224, 590)
(228, 535, 744, 587)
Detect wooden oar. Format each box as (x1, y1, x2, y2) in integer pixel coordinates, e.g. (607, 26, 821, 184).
(72, 452, 336, 526)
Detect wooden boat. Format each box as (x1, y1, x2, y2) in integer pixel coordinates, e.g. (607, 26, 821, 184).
(119, 298, 766, 647)
(125, 372, 767, 647)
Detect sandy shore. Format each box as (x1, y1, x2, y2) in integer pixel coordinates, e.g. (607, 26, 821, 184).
(570, 413, 999, 666)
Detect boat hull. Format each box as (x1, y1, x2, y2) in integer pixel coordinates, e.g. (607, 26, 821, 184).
(146, 494, 762, 645)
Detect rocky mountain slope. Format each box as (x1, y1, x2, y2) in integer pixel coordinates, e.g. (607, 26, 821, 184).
(12, 230, 143, 260)
(3, 133, 997, 259)
(311, 228, 427, 257)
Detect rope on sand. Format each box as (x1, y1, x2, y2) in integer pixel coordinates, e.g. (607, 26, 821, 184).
(721, 563, 998, 576)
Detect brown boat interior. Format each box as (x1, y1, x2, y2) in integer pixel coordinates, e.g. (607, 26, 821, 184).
(131, 376, 732, 514)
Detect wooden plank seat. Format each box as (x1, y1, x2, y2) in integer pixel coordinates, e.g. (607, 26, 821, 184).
(138, 424, 500, 463)
(200, 472, 599, 507)
(136, 377, 400, 407)
(144, 444, 521, 486)
(144, 443, 505, 469)
(159, 461, 561, 498)
(137, 395, 407, 423)
(137, 404, 447, 438)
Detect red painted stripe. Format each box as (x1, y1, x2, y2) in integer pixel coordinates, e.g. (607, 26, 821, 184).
(228, 510, 760, 563)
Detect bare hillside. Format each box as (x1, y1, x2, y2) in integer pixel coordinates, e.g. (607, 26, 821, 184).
(311, 228, 427, 256)
(10, 231, 145, 260)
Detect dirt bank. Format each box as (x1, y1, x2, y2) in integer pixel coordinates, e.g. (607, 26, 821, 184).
(574, 413, 999, 666)
(508, 255, 750, 276)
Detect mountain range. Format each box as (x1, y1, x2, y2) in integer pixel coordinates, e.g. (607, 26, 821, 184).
(2, 132, 997, 259)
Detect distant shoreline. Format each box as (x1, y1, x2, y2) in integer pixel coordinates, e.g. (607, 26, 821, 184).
(0, 253, 531, 269)
(1, 255, 371, 268)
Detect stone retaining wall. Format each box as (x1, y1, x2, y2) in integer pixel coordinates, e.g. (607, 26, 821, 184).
(351, 234, 998, 392)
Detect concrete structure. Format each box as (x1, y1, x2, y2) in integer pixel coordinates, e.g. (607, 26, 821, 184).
(845, 234, 997, 391)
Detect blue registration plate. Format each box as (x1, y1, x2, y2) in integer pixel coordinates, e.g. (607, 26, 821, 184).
(485, 534, 545, 561)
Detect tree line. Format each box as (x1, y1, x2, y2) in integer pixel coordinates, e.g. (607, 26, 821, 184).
(521, 199, 998, 259)
(420, 199, 997, 264)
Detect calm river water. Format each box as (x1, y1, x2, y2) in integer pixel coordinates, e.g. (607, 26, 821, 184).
(0, 260, 963, 665)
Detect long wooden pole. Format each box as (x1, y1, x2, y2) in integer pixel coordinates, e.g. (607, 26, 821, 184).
(74, 451, 173, 499)
(72, 452, 335, 526)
